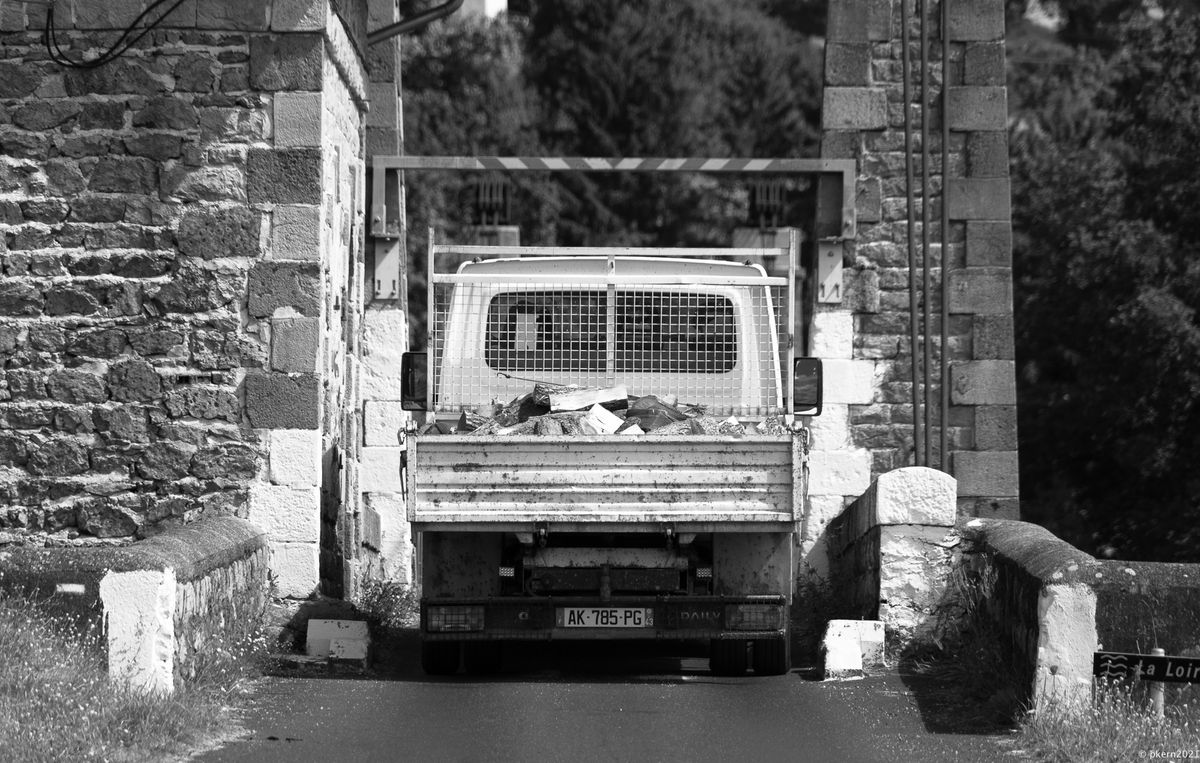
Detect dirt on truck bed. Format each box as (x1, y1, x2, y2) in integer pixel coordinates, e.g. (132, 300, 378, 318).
(418, 384, 787, 438)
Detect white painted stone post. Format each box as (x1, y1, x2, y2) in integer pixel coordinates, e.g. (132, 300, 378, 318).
(98, 568, 177, 695)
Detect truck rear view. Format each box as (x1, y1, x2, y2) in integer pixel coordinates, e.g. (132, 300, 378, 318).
(401, 236, 820, 676)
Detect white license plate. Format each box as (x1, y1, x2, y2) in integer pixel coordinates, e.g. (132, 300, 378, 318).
(558, 607, 653, 628)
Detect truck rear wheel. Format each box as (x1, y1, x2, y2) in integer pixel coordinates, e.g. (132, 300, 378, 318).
(752, 637, 790, 675)
(709, 639, 748, 676)
(421, 641, 461, 676)
(462, 641, 503, 675)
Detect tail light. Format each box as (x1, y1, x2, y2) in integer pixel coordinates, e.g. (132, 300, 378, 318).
(725, 604, 783, 631)
(427, 605, 485, 632)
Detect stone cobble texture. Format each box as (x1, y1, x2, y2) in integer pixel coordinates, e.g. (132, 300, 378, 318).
(0, 0, 369, 570)
(0, 23, 266, 540)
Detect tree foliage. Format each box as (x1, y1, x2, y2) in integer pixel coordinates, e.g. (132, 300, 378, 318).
(1011, 10, 1200, 560)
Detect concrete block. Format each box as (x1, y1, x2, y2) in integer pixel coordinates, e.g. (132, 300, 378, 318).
(361, 309, 408, 401)
(274, 92, 322, 147)
(822, 88, 888, 130)
(826, 0, 892, 42)
(248, 260, 321, 317)
(954, 450, 1019, 496)
(269, 429, 321, 487)
(808, 404, 851, 450)
(967, 131, 1009, 178)
(271, 315, 320, 373)
(966, 221, 1012, 267)
(272, 204, 322, 261)
(98, 568, 175, 694)
(948, 0, 1005, 40)
(271, 542, 319, 599)
(250, 34, 323, 91)
(973, 314, 1014, 359)
(825, 42, 871, 86)
(248, 484, 320, 542)
(811, 310, 853, 359)
(950, 360, 1016, 405)
(364, 400, 405, 446)
(272, 0, 328, 31)
(248, 147, 322, 204)
(947, 87, 1008, 131)
(822, 620, 865, 679)
(823, 359, 876, 404)
(871, 467, 957, 526)
(808, 449, 873, 497)
(306, 619, 369, 657)
(244, 371, 320, 429)
(360, 447, 404, 493)
(947, 178, 1012, 221)
(365, 492, 411, 583)
(964, 42, 1006, 85)
(975, 405, 1018, 450)
(949, 268, 1012, 315)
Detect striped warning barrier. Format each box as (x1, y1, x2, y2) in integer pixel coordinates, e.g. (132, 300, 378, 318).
(369, 155, 856, 240)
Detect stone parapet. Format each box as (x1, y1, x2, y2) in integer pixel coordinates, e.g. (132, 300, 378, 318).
(957, 518, 1099, 712)
(0, 517, 268, 693)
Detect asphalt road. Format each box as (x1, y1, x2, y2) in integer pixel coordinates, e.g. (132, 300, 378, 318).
(199, 642, 1020, 763)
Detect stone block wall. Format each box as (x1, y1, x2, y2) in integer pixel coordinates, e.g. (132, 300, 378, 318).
(813, 0, 1019, 567)
(0, 0, 371, 602)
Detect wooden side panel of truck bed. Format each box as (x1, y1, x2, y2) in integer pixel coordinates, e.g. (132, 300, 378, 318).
(407, 435, 803, 526)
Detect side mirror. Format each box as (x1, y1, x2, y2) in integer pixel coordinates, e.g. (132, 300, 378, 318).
(793, 358, 822, 416)
(401, 352, 428, 411)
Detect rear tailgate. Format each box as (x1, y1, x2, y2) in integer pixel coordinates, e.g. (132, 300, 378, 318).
(407, 434, 802, 527)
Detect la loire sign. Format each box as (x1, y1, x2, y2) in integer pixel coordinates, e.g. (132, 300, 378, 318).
(1094, 651, 1200, 683)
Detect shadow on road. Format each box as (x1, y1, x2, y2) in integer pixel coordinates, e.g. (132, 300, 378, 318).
(895, 663, 1020, 736)
(268, 628, 818, 686)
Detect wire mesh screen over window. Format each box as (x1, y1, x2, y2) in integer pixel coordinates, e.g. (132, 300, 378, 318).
(430, 278, 787, 417)
(485, 291, 737, 374)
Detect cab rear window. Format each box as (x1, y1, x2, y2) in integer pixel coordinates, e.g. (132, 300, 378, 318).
(485, 291, 737, 374)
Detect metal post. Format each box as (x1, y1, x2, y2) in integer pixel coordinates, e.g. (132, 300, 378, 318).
(901, 0, 923, 466)
(1151, 647, 1166, 719)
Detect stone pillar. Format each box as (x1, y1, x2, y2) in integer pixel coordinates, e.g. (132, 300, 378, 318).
(817, 0, 1019, 525)
(245, 0, 369, 600)
(357, 0, 414, 589)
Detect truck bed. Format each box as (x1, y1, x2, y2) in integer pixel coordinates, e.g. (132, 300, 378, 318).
(406, 434, 803, 529)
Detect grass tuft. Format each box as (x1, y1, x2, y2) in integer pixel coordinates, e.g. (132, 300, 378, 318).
(1015, 679, 1200, 762)
(355, 579, 420, 631)
(0, 590, 267, 762)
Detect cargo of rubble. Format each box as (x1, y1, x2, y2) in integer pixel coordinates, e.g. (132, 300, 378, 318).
(419, 384, 786, 437)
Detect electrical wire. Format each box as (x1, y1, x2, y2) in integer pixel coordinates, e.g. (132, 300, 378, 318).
(43, 0, 189, 70)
